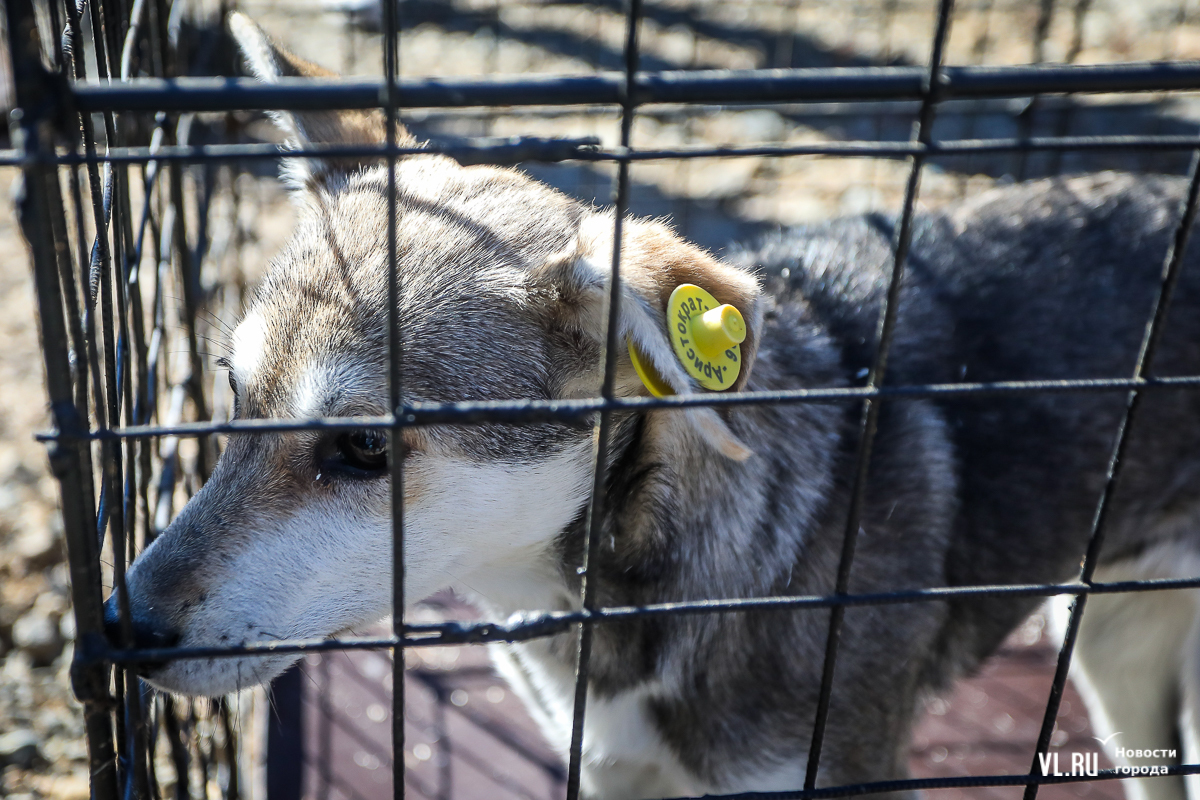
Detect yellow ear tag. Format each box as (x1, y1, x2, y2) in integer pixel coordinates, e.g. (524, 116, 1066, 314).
(627, 340, 675, 398)
(668, 284, 745, 391)
(626, 284, 746, 397)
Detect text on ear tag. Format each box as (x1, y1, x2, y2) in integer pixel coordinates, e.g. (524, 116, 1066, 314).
(667, 284, 745, 391)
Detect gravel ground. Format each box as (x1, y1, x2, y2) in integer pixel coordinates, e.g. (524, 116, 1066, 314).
(0, 167, 91, 799)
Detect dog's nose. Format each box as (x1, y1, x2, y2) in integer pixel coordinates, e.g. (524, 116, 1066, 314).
(103, 592, 180, 652)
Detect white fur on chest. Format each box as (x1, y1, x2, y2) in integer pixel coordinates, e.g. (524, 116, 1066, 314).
(490, 631, 811, 798)
(457, 548, 703, 799)
(493, 637, 705, 800)
(461, 555, 812, 798)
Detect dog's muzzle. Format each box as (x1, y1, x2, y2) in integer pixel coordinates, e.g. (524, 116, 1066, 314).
(103, 593, 181, 674)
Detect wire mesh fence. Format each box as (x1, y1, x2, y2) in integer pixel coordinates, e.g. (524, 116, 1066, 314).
(8, 0, 1200, 798)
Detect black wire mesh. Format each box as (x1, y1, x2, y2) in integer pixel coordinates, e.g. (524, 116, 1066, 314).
(8, 0, 1200, 798)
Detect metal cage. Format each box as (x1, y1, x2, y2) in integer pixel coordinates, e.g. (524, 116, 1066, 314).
(9, 0, 1200, 797)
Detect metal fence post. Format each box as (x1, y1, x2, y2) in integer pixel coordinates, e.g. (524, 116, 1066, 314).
(6, 0, 118, 797)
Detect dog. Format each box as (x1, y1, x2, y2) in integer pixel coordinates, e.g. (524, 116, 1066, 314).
(103, 13, 1200, 800)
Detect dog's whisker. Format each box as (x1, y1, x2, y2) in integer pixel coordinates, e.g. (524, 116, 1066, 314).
(162, 295, 237, 335)
(297, 661, 324, 695)
(192, 335, 232, 355)
(195, 307, 237, 338)
(254, 659, 284, 726)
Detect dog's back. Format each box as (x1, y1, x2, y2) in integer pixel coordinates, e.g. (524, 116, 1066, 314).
(745, 172, 1200, 678)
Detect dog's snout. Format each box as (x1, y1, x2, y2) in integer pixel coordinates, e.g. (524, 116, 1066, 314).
(103, 592, 180, 654)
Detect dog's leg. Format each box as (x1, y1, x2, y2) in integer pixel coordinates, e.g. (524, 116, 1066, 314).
(1061, 560, 1196, 800)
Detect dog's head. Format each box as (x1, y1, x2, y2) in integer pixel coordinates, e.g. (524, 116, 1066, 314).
(110, 13, 765, 696)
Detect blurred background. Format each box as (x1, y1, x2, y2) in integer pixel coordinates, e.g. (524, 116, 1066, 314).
(4, 0, 1200, 798)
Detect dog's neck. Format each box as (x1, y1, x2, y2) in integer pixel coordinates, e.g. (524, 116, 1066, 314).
(457, 334, 848, 683)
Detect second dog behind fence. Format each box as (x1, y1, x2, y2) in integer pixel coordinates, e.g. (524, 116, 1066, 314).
(97, 12, 1200, 800)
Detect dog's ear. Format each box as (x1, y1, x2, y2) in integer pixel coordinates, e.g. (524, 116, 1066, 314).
(227, 12, 416, 191)
(536, 213, 764, 460)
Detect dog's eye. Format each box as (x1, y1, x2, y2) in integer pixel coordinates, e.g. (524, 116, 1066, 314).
(328, 428, 391, 477)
